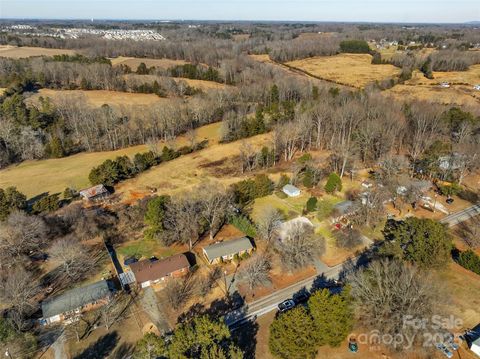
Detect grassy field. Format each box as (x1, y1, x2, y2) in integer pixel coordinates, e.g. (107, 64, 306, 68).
(250, 193, 311, 222)
(286, 54, 401, 88)
(0, 122, 222, 198)
(27, 88, 171, 108)
(0, 45, 77, 58)
(110, 56, 188, 69)
(406, 66, 480, 86)
(385, 84, 480, 107)
(116, 131, 272, 203)
(123, 73, 229, 90)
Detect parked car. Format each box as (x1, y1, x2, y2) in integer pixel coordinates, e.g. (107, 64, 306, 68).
(435, 343, 453, 358)
(278, 299, 296, 313)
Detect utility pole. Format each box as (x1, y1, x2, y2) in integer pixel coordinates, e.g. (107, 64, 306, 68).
(223, 270, 229, 299)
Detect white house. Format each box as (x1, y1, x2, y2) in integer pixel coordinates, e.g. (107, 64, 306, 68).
(473, 84, 480, 91)
(282, 184, 301, 197)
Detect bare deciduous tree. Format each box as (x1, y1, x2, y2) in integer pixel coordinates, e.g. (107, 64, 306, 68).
(0, 211, 48, 268)
(198, 184, 232, 241)
(238, 254, 271, 292)
(48, 236, 92, 279)
(348, 259, 441, 348)
(0, 266, 39, 316)
(275, 222, 325, 270)
(162, 275, 198, 311)
(256, 206, 283, 243)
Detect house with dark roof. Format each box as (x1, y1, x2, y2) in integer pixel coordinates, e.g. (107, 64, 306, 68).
(41, 280, 114, 325)
(129, 253, 190, 289)
(203, 237, 254, 264)
(79, 184, 110, 202)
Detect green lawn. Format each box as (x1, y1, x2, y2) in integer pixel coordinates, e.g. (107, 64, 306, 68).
(116, 239, 179, 260)
(250, 193, 310, 222)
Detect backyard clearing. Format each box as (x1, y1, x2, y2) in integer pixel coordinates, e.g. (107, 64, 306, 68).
(116, 132, 272, 203)
(27, 88, 171, 108)
(0, 45, 77, 58)
(110, 56, 188, 69)
(0, 122, 222, 199)
(286, 54, 401, 88)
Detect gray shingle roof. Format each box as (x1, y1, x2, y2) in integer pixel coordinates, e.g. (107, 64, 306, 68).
(42, 280, 112, 319)
(203, 237, 253, 261)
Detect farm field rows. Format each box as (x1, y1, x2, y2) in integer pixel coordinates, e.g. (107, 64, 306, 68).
(286, 53, 401, 88)
(0, 45, 77, 58)
(0, 122, 222, 198)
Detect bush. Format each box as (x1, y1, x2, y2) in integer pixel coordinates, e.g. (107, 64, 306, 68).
(275, 190, 288, 199)
(32, 193, 60, 213)
(277, 174, 290, 189)
(457, 250, 480, 275)
(324, 173, 342, 193)
(232, 174, 274, 205)
(306, 197, 318, 212)
(340, 40, 370, 54)
(439, 183, 461, 197)
(229, 214, 257, 237)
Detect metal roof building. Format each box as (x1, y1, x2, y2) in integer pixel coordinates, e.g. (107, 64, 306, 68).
(42, 280, 113, 323)
(282, 184, 301, 197)
(203, 237, 254, 264)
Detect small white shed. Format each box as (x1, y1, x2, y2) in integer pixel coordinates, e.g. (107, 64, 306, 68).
(471, 337, 480, 356)
(282, 184, 301, 197)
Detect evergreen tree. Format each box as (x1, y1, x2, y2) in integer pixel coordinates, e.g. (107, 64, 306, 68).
(269, 306, 318, 359)
(168, 315, 242, 359)
(382, 217, 452, 268)
(0, 187, 27, 221)
(308, 288, 354, 347)
(134, 333, 166, 359)
(144, 195, 170, 240)
(136, 62, 149, 75)
(324, 173, 342, 193)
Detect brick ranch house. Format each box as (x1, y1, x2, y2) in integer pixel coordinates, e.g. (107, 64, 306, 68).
(128, 253, 190, 289)
(203, 237, 254, 264)
(41, 280, 115, 325)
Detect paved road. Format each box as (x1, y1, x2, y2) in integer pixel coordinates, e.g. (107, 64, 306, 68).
(440, 203, 480, 227)
(225, 257, 363, 329)
(226, 203, 480, 329)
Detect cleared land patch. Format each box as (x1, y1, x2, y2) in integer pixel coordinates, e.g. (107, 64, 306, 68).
(123, 73, 229, 90)
(116, 132, 272, 202)
(406, 66, 480, 86)
(0, 45, 77, 58)
(0, 122, 222, 198)
(26, 88, 170, 108)
(110, 56, 188, 69)
(286, 53, 401, 88)
(385, 84, 480, 107)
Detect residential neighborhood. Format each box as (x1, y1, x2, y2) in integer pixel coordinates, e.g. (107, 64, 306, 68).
(0, 9, 480, 359)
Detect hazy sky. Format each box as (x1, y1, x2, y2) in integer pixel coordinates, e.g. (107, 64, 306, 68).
(1, 0, 479, 23)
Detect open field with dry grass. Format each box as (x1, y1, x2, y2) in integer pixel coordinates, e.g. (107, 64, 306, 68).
(0, 122, 222, 198)
(110, 56, 188, 69)
(0, 45, 77, 58)
(406, 67, 480, 86)
(26, 88, 171, 108)
(385, 84, 480, 107)
(286, 54, 401, 88)
(123, 73, 230, 90)
(116, 131, 272, 202)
